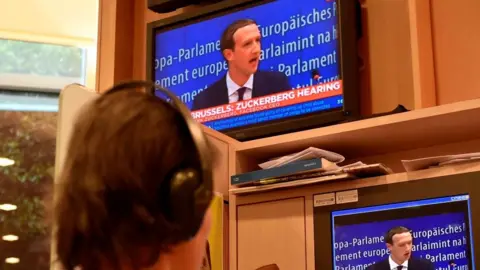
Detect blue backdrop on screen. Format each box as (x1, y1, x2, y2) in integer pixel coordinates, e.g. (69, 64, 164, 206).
(332, 213, 469, 269)
(154, 0, 342, 130)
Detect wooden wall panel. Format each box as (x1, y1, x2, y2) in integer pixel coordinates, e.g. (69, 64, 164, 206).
(96, 0, 135, 93)
(430, 0, 480, 105)
(237, 198, 306, 270)
(364, 0, 415, 112)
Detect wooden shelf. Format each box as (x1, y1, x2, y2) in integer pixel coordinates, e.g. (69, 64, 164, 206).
(230, 173, 352, 195)
(236, 98, 480, 161)
(233, 160, 480, 205)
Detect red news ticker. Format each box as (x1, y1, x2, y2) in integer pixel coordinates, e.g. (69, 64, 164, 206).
(191, 80, 343, 123)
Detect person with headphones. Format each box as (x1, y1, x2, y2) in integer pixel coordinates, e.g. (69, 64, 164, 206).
(52, 81, 214, 270)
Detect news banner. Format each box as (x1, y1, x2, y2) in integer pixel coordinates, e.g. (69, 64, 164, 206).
(190, 80, 343, 131)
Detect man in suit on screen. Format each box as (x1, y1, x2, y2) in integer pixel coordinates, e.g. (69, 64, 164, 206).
(366, 226, 434, 270)
(191, 19, 292, 111)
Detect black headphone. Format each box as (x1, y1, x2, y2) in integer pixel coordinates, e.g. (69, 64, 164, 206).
(104, 80, 213, 239)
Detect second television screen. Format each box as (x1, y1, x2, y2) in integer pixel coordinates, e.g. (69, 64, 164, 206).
(331, 195, 475, 270)
(153, 0, 343, 132)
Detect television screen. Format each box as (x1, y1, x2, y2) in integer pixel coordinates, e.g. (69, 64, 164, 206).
(331, 195, 475, 270)
(151, 0, 355, 136)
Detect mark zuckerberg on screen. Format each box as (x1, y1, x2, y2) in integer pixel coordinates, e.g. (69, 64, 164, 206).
(367, 226, 434, 270)
(192, 19, 292, 111)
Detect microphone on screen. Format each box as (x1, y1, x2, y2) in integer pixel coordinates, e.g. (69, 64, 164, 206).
(311, 69, 322, 81)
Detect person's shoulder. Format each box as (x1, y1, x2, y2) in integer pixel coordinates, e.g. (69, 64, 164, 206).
(193, 86, 210, 105)
(411, 257, 432, 263)
(254, 70, 291, 93)
(365, 263, 376, 270)
(211, 75, 227, 88)
(410, 257, 434, 267)
(256, 70, 288, 79)
(420, 258, 434, 265)
(197, 76, 225, 98)
(192, 77, 224, 110)
(366, 258, 389, 270)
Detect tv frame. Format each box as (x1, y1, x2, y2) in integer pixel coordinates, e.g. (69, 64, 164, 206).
(313, 171, 480, 269)
(146, 0, 360, 141)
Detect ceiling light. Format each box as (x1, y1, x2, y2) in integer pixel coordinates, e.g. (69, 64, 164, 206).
(0, 204, 17, 211)
(0, 157, 14, 167)
(2, 235, 19, 241)
(5, 257, 19, 264)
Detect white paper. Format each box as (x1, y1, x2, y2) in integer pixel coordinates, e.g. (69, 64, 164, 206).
(258, 147, 345, 169)
(402, 152, 480, 172)
(340, 161, 366, 169)
(336, 189, 359, 204)
(437, 157, 480, 166)
(313, 193, 336, 207)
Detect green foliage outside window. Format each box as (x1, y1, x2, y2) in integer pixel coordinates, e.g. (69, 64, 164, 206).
(0, 39, 84, 78)
(0, 111, 56, 269)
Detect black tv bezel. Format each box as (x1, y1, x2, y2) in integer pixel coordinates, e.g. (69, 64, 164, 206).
(146, 0, 360, 141)
(313, 171, 480, 269)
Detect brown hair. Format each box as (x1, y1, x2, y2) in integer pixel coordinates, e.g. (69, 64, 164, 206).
(53, 89, 202, 270)
(220, 18, 257, 59)
(385, 226, 411, 245)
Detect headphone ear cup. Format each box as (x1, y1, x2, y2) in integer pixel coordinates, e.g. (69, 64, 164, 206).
(169, 168, 210, 238)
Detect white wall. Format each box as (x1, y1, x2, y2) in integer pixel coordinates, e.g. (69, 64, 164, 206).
(0, 0, 99, 89)
(0, 0, 98, 42)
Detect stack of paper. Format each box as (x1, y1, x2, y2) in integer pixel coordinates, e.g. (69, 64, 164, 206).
(402, 152, 480, 172)
(258, 147, 345, 169)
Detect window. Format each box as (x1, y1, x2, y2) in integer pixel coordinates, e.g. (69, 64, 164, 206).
(0, 90, 59, 112)
(0, 39, 86, 269)
(0, 39, 87, 92)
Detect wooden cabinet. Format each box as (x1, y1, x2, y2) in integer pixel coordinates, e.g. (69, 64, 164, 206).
(228, 99, 480, 270)
(237, 198, 306, 270)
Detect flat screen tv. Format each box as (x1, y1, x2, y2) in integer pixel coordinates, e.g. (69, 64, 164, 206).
(313, 171, 480, 269)
(147, 0, 360, 141)
(332, 195, 475, 269)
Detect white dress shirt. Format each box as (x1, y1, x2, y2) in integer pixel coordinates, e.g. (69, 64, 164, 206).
(226, 72, 253, 103)
(389, 256, 408, 270)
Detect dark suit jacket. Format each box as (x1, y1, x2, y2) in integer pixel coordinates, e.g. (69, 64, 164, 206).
(191, 70, 291, 111)
(366, 257, 435, 270)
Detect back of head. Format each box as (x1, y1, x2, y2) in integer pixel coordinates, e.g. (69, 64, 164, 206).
(53, 89, 202, 269)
